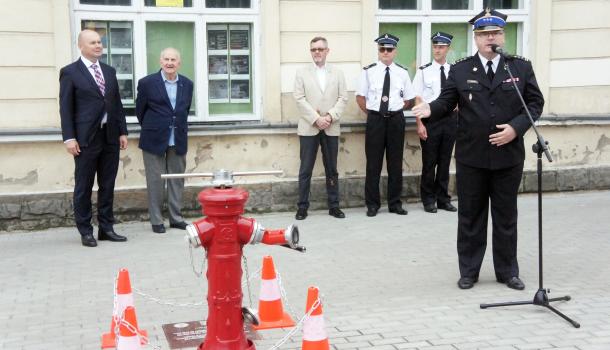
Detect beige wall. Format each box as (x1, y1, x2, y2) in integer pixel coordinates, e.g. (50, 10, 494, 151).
(548, 0, 610, 115)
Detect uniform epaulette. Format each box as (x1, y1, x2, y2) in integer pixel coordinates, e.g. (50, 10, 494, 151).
(453, 56, 473, 65)
(363, 63, 377, 70)
(394, 62, 408, 72)
(419, 62, 432, 70)
(509, 54, 530, 62)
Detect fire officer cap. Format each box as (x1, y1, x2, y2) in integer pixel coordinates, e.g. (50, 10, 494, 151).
(375, 33, 399, 48)
(469, 8, 508, 33)
(431, 31, 453, 46)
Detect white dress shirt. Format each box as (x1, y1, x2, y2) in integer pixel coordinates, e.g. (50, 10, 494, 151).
(356, 61, 416, 112)
(478, 52, 501, 74)
(412, 60, 451, 103)
(80, 56, 107, 125)
(314, 64, 327, 93)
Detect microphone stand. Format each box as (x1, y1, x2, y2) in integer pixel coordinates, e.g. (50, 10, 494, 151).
(479, 53, 580, 328)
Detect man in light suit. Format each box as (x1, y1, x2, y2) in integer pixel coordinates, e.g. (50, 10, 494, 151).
(136, 48, 194, 234)
(293, 36, 348, 220)
(59, 29, 129, 247)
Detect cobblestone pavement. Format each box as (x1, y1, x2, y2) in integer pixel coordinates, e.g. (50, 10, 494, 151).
(1, 190, 609, 350)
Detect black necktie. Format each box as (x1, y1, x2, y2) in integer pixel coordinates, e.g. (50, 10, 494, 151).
(440, 65, 446, 88)
(379, 66, 390, 115)
(486, 60, 495, 82)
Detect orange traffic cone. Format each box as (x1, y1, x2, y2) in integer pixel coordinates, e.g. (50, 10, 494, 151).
(251, 256, 295, 330)
(116, 306, 142, 350)
(101, 269, 148, 348)
(301, 286, 329, 350)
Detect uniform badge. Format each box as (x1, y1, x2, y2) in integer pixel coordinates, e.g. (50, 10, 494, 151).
(382, 96, 389, 102)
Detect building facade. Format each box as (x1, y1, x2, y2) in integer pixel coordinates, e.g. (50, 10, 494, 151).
(1, 0, 609, 230)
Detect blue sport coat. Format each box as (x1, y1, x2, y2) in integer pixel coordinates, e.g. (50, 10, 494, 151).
(135, 71, 193, 156)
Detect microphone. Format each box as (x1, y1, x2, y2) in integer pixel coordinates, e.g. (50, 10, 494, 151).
(490, 44, 510, 58)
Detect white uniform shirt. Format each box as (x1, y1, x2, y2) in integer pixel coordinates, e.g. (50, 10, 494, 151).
(412, 60, 451, 103)
(356, 61, 416, 112)
(478, 52, 500, 74)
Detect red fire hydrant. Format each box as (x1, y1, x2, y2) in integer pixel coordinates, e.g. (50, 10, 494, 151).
(183, 170, 303, 350)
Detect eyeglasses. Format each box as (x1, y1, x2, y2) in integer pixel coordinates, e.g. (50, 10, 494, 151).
(476, 31, 504, 38)
(378, 47, 395, 53)
(310, 48, 327, 52)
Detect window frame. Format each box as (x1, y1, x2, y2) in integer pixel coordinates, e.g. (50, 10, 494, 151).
(71, 0, 261, 123)
(377, 0, 530, 67)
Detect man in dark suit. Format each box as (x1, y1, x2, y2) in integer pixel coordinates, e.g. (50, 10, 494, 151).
(136, 48, 193, 234)
(413, 9, 544, 290)
(59, 29, 129, 247)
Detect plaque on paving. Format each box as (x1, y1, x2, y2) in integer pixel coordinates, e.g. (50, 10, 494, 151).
(162, 320, 206, 349)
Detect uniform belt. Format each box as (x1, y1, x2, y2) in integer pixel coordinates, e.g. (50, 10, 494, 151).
(368, 109, 403, 118)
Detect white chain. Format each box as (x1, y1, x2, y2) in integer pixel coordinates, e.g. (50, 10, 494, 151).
(133, 287, 205, 308)
(188, 239, 206, 277)
(276, 271, 297, 319)
(265, 297, 322, 350)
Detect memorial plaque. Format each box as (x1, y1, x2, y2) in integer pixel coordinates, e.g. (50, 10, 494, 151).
(162, 320, 206, 349)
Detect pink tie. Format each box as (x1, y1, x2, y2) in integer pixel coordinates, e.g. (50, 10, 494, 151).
(91, 63, 106, 96)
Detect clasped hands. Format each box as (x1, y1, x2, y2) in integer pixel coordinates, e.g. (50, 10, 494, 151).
(314, 111, 332, 130)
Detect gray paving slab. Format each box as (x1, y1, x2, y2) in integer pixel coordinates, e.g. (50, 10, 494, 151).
(1, 190, 610, 350)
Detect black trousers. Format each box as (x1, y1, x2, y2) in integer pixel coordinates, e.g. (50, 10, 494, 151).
(420, 115, 456, 206)
(73, 126, 120, 235)
(365, 110, 405, 210)
(456, 161, 523, 280)
(297, 132, 339, 209)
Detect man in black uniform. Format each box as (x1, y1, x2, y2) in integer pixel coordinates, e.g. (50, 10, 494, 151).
(413, 9, 544, 290)
(356, 34, 416, 217)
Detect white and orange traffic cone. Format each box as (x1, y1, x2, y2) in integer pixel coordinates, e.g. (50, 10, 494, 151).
(101, 269, 148, 348)
(251, 256, 295, 330)
(302, 286, 329, 350)
(116, 306, 143, 350)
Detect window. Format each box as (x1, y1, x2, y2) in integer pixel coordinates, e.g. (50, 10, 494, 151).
(378, 0, 529, 78)
(73, 0, 259, 122)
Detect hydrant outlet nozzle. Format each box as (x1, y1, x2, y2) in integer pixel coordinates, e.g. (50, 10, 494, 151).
(186, 224, 201, 248)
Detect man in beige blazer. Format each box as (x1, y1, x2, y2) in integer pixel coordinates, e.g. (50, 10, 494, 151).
(293, 36, 348, 220)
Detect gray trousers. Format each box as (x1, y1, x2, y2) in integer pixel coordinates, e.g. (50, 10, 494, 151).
(142, 148, 186, 225)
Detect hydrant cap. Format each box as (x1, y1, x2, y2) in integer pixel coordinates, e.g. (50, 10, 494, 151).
(198, 187, 249, 216)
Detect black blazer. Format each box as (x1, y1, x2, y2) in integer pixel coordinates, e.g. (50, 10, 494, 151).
(59, 59, 128, 147)
(135, 71, 193, 156)
(429, 54, 544, 170)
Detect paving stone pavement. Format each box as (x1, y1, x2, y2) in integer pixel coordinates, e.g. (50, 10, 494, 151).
(1, 190, 609, 350)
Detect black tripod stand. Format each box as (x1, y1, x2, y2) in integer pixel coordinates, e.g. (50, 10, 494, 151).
(479, 54, 580, 328)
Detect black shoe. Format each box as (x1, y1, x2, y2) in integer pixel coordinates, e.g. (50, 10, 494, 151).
(329, 207, 345, 219)
(457, 276, 478, 289)
(389, 206, 408, 215)
(152, 224, 166, 234)
(295, 208, 307, 220)
(170, 221, 188, 230)
(438, 202, 457, 212)
(81, 234, 98, 247)
(424, 204, 437, 213)
(366, 207, 378, 217)
(498, 276, 525, 290)
(98, 229, 127, 242)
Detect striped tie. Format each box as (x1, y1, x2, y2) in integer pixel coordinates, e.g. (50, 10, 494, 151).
(91, 63, 105, 96)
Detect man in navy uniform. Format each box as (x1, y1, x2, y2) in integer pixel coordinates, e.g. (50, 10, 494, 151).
(356, 33, 416, 217)
(413, 32, 458, 214)
(413, 9, 544, 290)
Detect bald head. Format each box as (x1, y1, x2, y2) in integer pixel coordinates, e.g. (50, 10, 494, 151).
(160, 47, 181, 61)
(78, 29, 103, 62)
